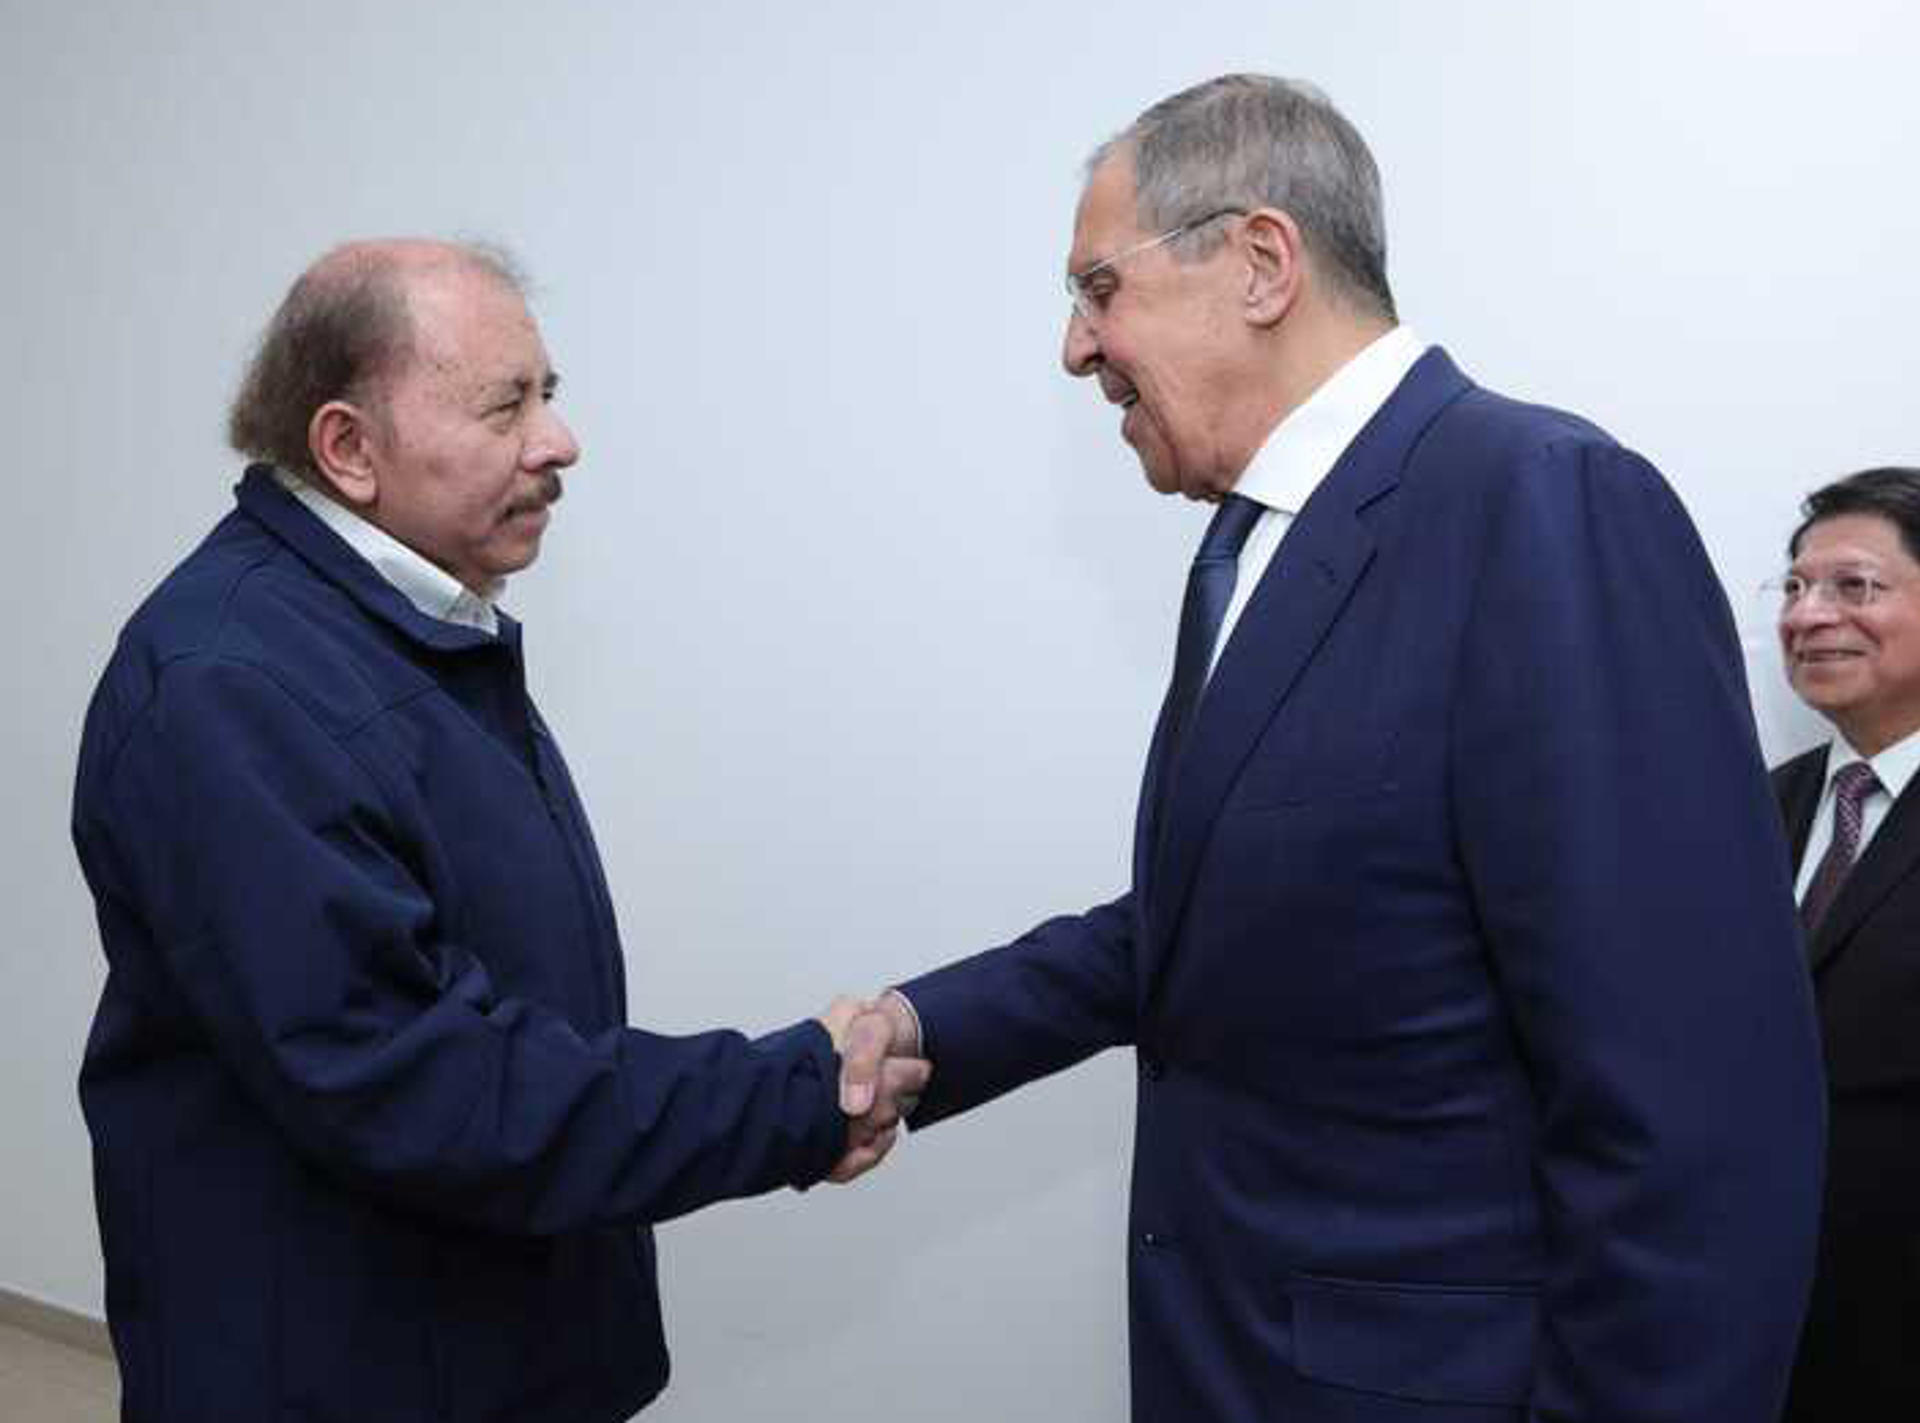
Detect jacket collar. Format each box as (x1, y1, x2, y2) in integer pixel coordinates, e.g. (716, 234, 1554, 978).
(234, 465, 514, 655)
(269, 467, 502, 634)
(1776, 738, 1920, 973)
(1798, 742, 1920, 973)
(1775, 743, 1828, 871)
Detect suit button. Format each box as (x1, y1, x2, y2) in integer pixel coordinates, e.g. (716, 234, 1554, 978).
(1141, 1231, 1163, 1248)
(1140, 1057, 1166, 1081)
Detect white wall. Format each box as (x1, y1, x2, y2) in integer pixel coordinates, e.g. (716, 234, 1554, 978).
(3, 1, 1913, 1416)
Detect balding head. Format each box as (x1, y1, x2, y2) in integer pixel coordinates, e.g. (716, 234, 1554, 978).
(228, 238, 526, 477)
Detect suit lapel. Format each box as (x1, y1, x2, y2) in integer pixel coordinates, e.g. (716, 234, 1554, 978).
(1774, 746, 1827, 875)
(1810, 771, 1920, 973)
(1132, 689, 1178, 912)
(1138, 349, 1471, 984)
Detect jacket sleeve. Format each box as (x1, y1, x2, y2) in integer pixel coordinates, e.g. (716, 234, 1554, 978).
(79, 653, 847, 1235)
(1449, 439, 1825, 1423)
(896, 891, 1139, 1125)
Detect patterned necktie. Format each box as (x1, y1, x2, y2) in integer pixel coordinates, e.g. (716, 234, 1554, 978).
(1800, 760, 1881, 935)
(1164, 493, 1264, 755)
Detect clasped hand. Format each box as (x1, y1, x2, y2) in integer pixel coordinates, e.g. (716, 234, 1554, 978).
(817, 993, 927, 1184)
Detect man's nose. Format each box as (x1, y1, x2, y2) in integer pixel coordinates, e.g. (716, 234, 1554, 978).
(1062, 308, 1100, 377)
(530, 405, 580, 470)
(1782, 589, 1843, 632)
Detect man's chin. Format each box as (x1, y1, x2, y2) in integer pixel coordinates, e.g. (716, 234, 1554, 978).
(1790, 681, 1865, 730)
(1136, 453, 1184, 497)
(477, 539, 543, 585)
(1132, 444, 1222, 501)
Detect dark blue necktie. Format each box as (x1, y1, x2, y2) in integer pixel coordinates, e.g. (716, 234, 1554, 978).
(1164, 493, 1264, 755)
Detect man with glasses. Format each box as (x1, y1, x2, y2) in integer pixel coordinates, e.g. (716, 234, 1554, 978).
(857, 73, 1822, 1422)
(1770, 467, 1920, 1421)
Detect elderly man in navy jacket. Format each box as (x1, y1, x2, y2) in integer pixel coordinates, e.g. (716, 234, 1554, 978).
(71, 239, 923, 1423)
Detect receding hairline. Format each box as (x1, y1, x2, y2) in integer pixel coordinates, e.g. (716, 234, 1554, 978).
(316, 240, 534, 385)
(226, 236, 535, 477)
(302, 237, 525, 293)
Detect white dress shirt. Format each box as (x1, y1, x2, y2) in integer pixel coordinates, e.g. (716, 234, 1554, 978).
(1208, 325, 1428, 678)
(1794, 727, 1920, 900)
(889, 327, 1433, 1056)
(272, 467, 503, 634)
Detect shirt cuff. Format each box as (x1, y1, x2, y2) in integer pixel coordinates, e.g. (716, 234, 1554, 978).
(883, 987, 926, 1059)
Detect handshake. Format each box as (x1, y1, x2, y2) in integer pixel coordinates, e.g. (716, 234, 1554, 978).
(817, 991, 929, 1184)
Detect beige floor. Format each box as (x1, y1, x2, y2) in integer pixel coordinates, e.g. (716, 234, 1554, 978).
(0, 1321, 118, 1422)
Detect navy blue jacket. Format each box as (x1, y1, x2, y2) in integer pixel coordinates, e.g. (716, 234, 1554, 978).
(903, 351, 1825, 1422)
(73, 467, 847, 1422)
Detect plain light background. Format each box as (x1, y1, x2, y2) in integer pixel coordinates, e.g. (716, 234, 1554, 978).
(4, 2, 1914, 1417)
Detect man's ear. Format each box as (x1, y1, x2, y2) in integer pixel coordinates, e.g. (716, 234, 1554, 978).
(308, 400, 381, 508)
(1240, 207, 1303, 328)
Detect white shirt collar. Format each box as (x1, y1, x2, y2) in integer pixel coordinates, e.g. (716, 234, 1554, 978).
(272, 467, 502, 635)
(1232, 325, 1428, 516)
(1826, 725, 1920, 805)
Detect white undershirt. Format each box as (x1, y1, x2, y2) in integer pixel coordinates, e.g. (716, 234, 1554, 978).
(1208, 325, 1428, 678)
(1794, 726, 1920, 900)
(272, 467, 503, 634)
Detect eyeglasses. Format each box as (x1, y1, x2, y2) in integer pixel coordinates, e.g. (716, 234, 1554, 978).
(1065, 208, 1246, 323)
(1764, 570, 1899, 610)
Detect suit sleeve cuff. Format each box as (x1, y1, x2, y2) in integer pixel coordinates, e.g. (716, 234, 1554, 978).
(750, 1018, 849, 1190)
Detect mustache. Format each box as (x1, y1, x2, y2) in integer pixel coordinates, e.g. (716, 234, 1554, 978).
(516, 470, 564, 511)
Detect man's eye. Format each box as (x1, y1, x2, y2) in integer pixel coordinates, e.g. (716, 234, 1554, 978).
(1835, 575, 1873, 602)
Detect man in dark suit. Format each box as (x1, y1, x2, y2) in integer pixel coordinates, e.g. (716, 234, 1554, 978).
(862, 75, 1824, 1421)
(1771, 466, 1920, 1421)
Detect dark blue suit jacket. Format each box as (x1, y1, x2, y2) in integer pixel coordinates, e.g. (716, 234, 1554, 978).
(905, 351, 1825, 1422)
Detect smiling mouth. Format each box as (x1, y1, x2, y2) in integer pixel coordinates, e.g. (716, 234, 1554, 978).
(1795, 648, 1865, 665)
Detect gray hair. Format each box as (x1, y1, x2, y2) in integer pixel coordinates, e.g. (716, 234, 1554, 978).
(227, 238, 527, 477)
(1092, 74, 1396, 321)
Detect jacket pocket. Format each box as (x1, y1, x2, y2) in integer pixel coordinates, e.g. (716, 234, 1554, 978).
(1287, 1272, 1538, 1406)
